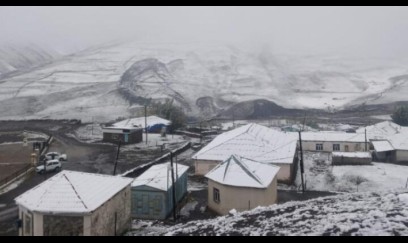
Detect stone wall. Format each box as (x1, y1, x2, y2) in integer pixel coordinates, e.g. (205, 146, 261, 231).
(43, 215, 84, 236)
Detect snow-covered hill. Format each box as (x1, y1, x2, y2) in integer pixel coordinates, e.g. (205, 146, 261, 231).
(0, 44, 61, 77)
(0, 41, 407, 121)
(143, 191, 408, 236)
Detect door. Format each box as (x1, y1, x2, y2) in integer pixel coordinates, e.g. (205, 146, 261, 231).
(345, 145, 349, 152)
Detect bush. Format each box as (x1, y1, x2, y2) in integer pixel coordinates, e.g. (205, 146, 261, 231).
(392, 105, 408, 126)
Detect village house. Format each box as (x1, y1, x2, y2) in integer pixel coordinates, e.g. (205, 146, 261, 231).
(205, 154, 280, 215)
(300, 132, 367, 153)
(131, 162, 189, 220)
(192, 123, 298, 183)
(15, 171, 133, 236)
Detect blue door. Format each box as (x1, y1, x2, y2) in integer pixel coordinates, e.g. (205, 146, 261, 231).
(124, 133, 129, 143)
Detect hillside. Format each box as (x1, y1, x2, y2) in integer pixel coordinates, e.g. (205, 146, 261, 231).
(134, 190, 408, 236)
(0, 41, 407, 121)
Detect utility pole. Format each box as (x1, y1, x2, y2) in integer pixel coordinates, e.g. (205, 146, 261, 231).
(298, 131, 305, 193)
(145, 105, 148, 145)
(170, 152, 177, 222)
(113, 140, 121, 175)
(365, 128, 368, 152)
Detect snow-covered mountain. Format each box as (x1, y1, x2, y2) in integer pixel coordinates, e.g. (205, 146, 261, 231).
(0, 41, 407, 121)
(149, 190, 408, 236)
(0, 44, 61, 77)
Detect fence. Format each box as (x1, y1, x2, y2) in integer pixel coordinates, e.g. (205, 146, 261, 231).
(0, 163, 33, 189)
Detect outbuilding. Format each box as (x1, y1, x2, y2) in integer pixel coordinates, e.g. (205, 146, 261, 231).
(15, 171, 133, 236)
(131, 162, 189, 220)
(205, 154, 280, 215)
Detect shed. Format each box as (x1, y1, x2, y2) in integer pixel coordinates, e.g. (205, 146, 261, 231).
(131, 162, 189, 220)
(205, 154, 280, 215)
(102, 126, 143, 144)
(14, 171, 133, 236)
(332, 152, 372, 165)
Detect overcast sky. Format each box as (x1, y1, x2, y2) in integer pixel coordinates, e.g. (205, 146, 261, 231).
(1, 6, 408, 57)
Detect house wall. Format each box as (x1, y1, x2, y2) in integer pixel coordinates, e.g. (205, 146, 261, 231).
(131, 188, 166, 220)
(43, 215, 84, 236)
(207, 177, 278, 215)
(131, 172, 188, 220)
(18, 206, 43, 236)
(396, 150, 408, 162)
(302, 141, 366, 152)
(90, 185, 131, 236)
(194, 160, 220, 176)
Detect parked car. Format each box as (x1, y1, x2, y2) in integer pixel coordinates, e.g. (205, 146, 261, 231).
(44, 152, 67, 161)
(36, 160, 62, 174)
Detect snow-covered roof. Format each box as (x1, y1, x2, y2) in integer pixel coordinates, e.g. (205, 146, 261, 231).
(372, 140, 394, 152)
(15, 171, 133, 214)
(332, 152, 372, 158)
(132, 162, 189, 191)
(113, 116, 171, 129)
(193, 123, 298, 164)
(356, 121, 402, 140)
(300, 132, 366, 143)
(387, 133, 408, 151)
(205, 155, 280, 189)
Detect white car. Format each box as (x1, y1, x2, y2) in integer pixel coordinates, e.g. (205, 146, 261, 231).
(45, 152, 67, 161)
(36, 160, 62, 174)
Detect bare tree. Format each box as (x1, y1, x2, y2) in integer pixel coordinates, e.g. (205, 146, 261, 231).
(346, 175, 368, 192)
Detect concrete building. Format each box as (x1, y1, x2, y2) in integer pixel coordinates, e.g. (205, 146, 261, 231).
(332, 152, 372, 165)
(300, 132, 367, 153)
(15, 171, 133, 236)
(205, 154, 280, 215)
(192, 123, 298, 183)
(102, 126, 143, 144)
(131, 162, 189, 220)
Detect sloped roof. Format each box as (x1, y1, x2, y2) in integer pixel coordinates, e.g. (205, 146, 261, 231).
(15, 171, 133, 214)
(372, 140, 394, 152)
(387, 133, 408, 151)
(193, 123, 298, 164)
(132, 162, 189, 191)
(205, 155, 280, 188)
(356, 121, 402, 140)
(300, 132, 366, 143)
(113, 115, 171, 129)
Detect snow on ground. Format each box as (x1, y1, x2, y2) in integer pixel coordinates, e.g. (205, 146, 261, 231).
(146, 190, 408, 236)
(295, 152, 408, 193)
(180, 201, 199, 217)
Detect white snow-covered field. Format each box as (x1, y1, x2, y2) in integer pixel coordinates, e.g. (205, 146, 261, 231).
(295, 152, 408, 193)
(128, 190, 408, 236)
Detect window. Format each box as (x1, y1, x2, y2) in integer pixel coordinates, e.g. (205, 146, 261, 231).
(316, 144, 323, 151)
(333, 144, 340, 151)
(213, 188, 220, 203)
(24, 213, 32, 236)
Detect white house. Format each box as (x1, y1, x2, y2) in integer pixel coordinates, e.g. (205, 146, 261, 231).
(356, 121, 403, 140)
(15, 171, 133, 236)
(193, 123, 298, 183)
(300, 132, 367, 153)
(205, 154, 280, 215)
(372, 133, 408, 163)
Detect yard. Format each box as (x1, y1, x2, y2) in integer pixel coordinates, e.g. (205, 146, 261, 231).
(293, 152, 408, 193)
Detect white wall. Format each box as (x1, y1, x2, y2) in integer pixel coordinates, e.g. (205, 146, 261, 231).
(396, 150, 408, 162)
(302, 141, 366, 152)
(207, 177, 278, 215)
